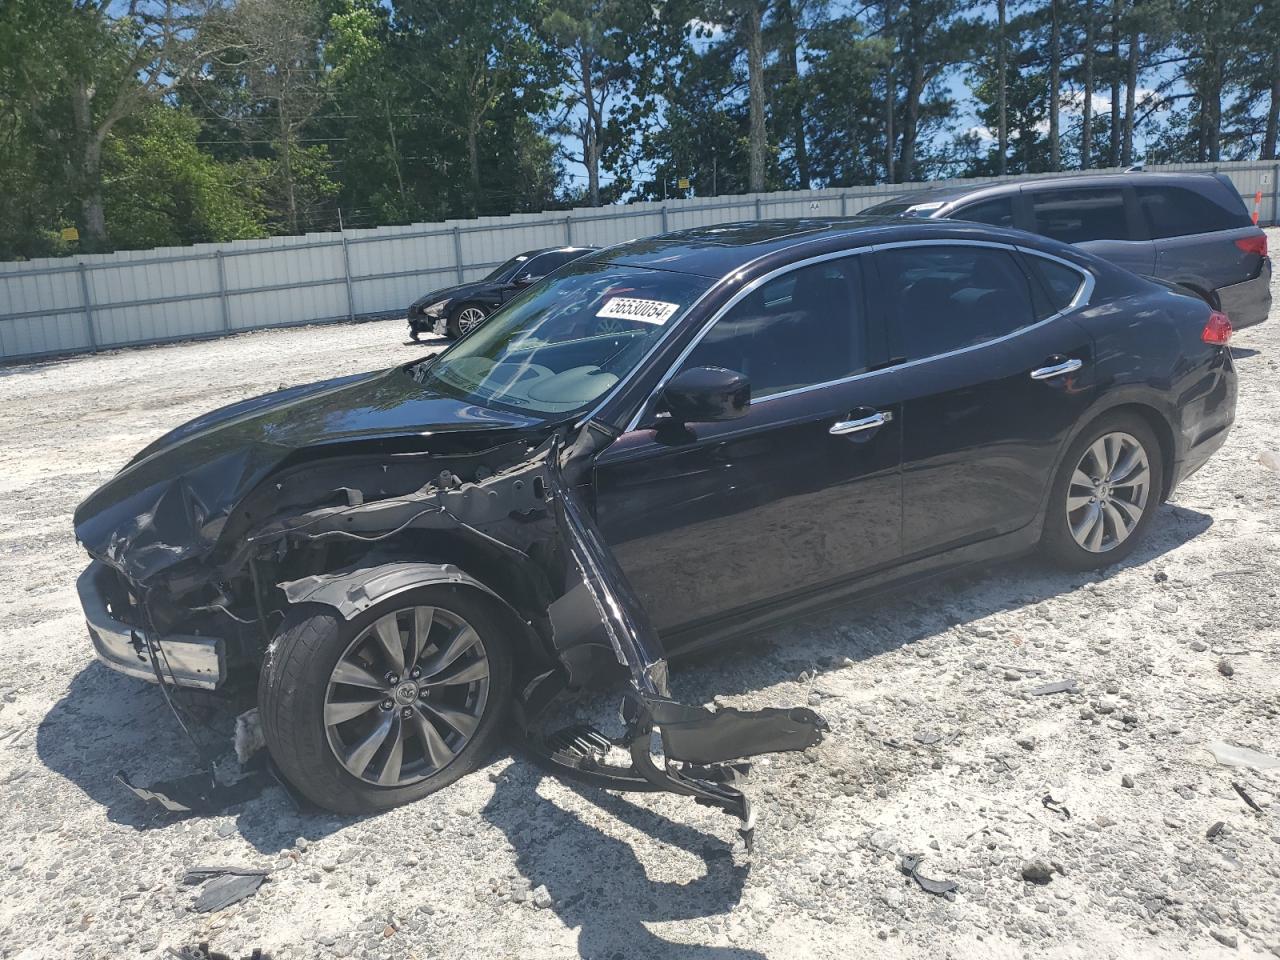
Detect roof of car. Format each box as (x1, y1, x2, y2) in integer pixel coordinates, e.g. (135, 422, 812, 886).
(589, 217, 1064, 278)
(871, 170, 1231, 210)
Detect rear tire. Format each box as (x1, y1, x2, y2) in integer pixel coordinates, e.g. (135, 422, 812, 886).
(1040, 412, 1164, 571)
(258, 584, 512, 814)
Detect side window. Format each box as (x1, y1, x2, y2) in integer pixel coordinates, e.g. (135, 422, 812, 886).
(537, 250, 586, 273)
(1030, 189, 1131, 243)
(877, 245, 1036, 360)
(951, 196, 1015, 228)
(1136, 184, 1252, 238)
(515, 253, 552, 280)
(682, 258, 866, 399)
(1025, 256, 1087, 313)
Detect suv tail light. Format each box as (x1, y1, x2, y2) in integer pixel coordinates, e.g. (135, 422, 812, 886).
(1202, 310, 1232, 345)
(1234, 234, 1268, 257)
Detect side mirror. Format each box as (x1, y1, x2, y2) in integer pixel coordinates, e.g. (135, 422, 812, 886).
(513, 273, 543, 287)
(661, 366, 750, 423)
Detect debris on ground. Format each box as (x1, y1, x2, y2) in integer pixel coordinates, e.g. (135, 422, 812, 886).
(1206, 741, 1280, 771)
(1218, 658, 1236, 677)
(232, 709, 265, 764)
(1020, 859, 1056, 884)
(116, 769, 269, 816)
(1029, 679, 1079, 696)
(1041, 794, 1071, 820)
(1206, 821, 1227, 840)
(183, 866, 270, 914)
(898, 854, 958, 896)
(1232, 782, 1265, 814)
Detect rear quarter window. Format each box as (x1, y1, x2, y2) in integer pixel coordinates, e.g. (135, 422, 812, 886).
(1025, 256, 1087, 313)
(1136, 184, 1252, 238)
(1030, 188, 1131, 243)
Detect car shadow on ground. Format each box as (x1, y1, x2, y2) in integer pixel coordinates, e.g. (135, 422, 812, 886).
(34, 503, 1212, 862)
(482, 771, 764, 959)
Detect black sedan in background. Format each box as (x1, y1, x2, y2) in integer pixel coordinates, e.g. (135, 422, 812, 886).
(407, 246, 597, 339)
(74, 218, 1236, 816)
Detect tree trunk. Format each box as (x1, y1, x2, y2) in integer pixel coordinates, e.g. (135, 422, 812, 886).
(279, 106, 297, 234)
(467, 120, 481, 217)
(777, 0, 809, 189)
(900, 61, 924, 182)
(996, 0, 1007, 175)
(1207, 57, 1223, 161)
(746, 1, 767, 193)
(1049, 0, 1060, 170)
(1122, 28, 1138, 166)
(884, 0, 897, 183)
(1264, 46, 1280, 160)
(579, 47, 601, 206)
(1109, 0, 1121, 168)
(1082, 0, 1095, 168)
(70, 79, 107, 251)
(385, 99, 408, 215)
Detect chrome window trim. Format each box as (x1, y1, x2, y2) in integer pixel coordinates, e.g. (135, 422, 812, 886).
(623, 238, 1096, 432)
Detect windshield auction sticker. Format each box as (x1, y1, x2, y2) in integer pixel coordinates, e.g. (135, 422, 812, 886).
(597, 297, 681, 325)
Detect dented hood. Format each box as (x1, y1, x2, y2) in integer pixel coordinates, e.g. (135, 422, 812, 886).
(73, 362, 545, 583)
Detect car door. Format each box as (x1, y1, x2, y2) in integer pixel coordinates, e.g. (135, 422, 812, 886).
(871, 242, 1096, 557)
(591, 254, 903, 635)
(1023, 185, 1155, 276)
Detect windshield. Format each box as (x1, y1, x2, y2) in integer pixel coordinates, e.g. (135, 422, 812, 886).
(412, 261, 712, 415)
(484, 254, 532, 282)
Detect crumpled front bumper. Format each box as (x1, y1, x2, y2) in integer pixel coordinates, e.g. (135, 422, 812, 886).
(77, 561, 226, 690)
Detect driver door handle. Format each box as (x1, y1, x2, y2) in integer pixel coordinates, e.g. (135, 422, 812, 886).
(830, 410, 893, 435)
(1030, 357, 1083, 380)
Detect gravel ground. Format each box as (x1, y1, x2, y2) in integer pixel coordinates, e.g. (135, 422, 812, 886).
(1, 236, 1278, 960)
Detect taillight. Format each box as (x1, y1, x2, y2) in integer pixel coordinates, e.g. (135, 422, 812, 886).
(1202, 310, 1232, 345)
(1234, 234, 1268, 257)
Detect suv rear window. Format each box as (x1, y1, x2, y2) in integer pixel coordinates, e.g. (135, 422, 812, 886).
(1030, 188, 1130, 243)
(1136, 184, 1252, 238)
(951, 196, 1015, 227)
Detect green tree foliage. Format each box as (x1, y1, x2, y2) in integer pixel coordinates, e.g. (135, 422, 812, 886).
(0, 0, 1276, 259)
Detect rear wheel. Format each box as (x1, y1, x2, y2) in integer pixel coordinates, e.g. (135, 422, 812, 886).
(1040, 412, 1164, 570)
(258, 584, 512, 814)
(447, 303, 488, 339)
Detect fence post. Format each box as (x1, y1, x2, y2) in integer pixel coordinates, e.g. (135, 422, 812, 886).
(452, 226, 465, 283)
(660, 204, 668, 232)
(338, 233, 356, 322)
(754, 197, 763, 220)
(77, 262, 98, 351)
(1273, 164, 1279, 226)
(215, 250, 231, 330)
(840, 193, 848, 216)
(564, 216, 573, 245)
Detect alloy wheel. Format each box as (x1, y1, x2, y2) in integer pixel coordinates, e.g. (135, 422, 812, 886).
(323, 605, 490, 787)
(456, 306, 487, 334)
(1066, 430, 1151, 553)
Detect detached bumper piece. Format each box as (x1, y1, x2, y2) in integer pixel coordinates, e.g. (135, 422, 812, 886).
(523, 437, 828, 842)
(78, 561, 225, 690)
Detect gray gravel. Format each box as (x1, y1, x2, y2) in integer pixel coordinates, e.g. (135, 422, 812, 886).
(1, 235, 1279, 959)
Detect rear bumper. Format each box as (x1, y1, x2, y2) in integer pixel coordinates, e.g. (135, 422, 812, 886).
(77, 561, 226, 690)
(1217, 258, 1271, 329)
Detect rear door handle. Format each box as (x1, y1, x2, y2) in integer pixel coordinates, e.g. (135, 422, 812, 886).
(829, 410, 893, 435)
(1029, 358, 1083, 380)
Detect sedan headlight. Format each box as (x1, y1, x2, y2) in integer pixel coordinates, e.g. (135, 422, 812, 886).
(424, 298, 451, 318)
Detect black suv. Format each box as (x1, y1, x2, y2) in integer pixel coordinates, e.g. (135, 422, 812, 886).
(864, 172, 1270, 328)
(407, 246, 597, 340)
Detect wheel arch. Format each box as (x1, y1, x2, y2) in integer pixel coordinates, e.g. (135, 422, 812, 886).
(277, 560, 548, 673)
(1053, 398, 1178, 504)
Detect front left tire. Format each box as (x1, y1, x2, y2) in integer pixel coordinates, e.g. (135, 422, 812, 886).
(447, 303, 489, 339)
(258, 584, 512, 814)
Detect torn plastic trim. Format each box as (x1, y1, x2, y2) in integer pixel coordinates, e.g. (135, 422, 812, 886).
(279, 561, 522, 623)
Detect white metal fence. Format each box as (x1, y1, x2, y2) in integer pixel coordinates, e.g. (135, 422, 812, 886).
(1, 159, 1275, 362)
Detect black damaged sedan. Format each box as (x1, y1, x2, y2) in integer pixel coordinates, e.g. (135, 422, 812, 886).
(74, 218, 1236, 821)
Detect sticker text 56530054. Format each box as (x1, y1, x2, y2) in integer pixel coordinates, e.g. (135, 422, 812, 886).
(596, 297, 681, 325)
